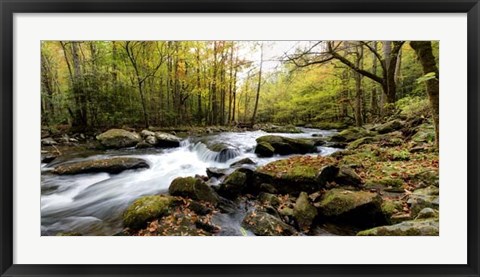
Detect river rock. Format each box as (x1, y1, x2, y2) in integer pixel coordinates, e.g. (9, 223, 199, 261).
(140, 129, 155, 138)
(316, 188, 385, 228)
(154, 132, 181, 148)
(293, 192, 318, 232)
(357, 218, 439, 236)
(123, 195, 174, 229)
(242, 211, 297, 236)
(217, 170, 248, 199)
(168, 176, 219, 204)
(254, 156, 335, 194)
(52, 157, 149, 175)
(230, 158, 256, 167)
(135, 141, 153, 149)
(259, 192, 280, 208)
(145, 135, 157, 145)
(96, 129, 141, 149)
(206, 167, 230, 179)
(254, 135, 316, 157)
(415, 207, 438, 220)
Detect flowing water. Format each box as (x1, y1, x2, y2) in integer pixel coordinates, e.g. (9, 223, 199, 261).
(41, 128, 338, 236)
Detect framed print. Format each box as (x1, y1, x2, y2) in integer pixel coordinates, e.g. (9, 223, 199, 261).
(1, 0, 479, 276)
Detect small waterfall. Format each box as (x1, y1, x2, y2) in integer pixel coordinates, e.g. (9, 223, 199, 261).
(189, 141, 241, 163)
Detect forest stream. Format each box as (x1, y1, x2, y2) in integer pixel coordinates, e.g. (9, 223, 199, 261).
(41, 128, 339, 236)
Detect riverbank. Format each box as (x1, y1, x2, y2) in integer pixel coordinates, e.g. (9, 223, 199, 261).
(42, 118, 439, 236)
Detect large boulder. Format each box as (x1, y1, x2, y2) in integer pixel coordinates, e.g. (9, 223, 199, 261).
(96, 129, 141, 149)
(357, 218, 439, 236)
(316, 189, 385, 228)
(254, 135, 316, 157)
(217, 170, 248, 199)
(154, 132, 181, 148)
(242, 211, 297, 236)
(123, 195, 174, 229)
(254, 156, 335, 194)
(411, 124, 435, 144)
(293, 192, 318, 232)
(168, 177, 219, 204)
(52, 157, 149, 175)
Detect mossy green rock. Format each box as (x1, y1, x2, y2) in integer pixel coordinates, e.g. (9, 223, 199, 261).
(255, 142, 275, 157)
(217, 170, 248, 199)
(293, 192, 318, 231)
(357, 218, 439, 236)
(96, 129, 141, 149)
(411, 124, 435, 143)
(123, 195, 173, 229)
(318, 189, 382, 217)
(52, 157, 149, 175)
(259, 192, 281, 207)
(242, 211, 297, 236)
(169, 177, 219, 204)
(364, 178, 404, 193)
(375, 120, 405, 134)
(255, 156, 335, 194)
(330, 127, 372, 143)
(410, 170, 439, 188)
(347, 137, 376, 150)
(255, 135, 316, 156)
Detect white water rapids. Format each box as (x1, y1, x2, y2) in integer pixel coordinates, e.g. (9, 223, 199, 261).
(41, 128, 338, 235)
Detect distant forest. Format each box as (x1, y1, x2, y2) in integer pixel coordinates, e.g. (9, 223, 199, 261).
(41, 41, 439, 136)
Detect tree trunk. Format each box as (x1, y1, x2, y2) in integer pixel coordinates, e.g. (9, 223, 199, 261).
(410, 41, 440, 148)
(371, 42, 379, 117)
(251, 43, 263, 126)
(354, 43, 364, 127)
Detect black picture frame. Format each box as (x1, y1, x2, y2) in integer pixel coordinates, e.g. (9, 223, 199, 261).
(1, 0, 479, 276)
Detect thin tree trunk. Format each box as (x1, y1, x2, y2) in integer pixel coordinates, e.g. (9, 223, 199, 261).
(251, 43, 263, 126)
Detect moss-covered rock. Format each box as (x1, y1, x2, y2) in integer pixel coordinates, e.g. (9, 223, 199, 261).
(168, 177, 219, 204)
(230, 158, 256, 167)
(242, 211, 297, 236)
(357, 218, 439, 236)
(347, 137, 376, 150)
(293, 192, 318, 232)
(123, 195, 174, 229)
(217, 170, 248, 199)
(364, 177, 405, 193)
(411, 124, 435, 144)
(374, 120, 405, 134)
(317, 189, 382, 217)
(255, 155, 335, 194)
(255, 142, 275, 157)
(410, 170, 439, 188)
(415, 207, 438, 220)
(260, 124, 302, 133)
(52, 157, 149, 175)
(259, 192, 281, 207)
(407, 188, 439, 217)
(330, 127, 373, 143)
(255, 135, 316, 157)
(96, 129, 141, 149)
(381, 199, 404, 223)
(317, 165, 362, 188)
